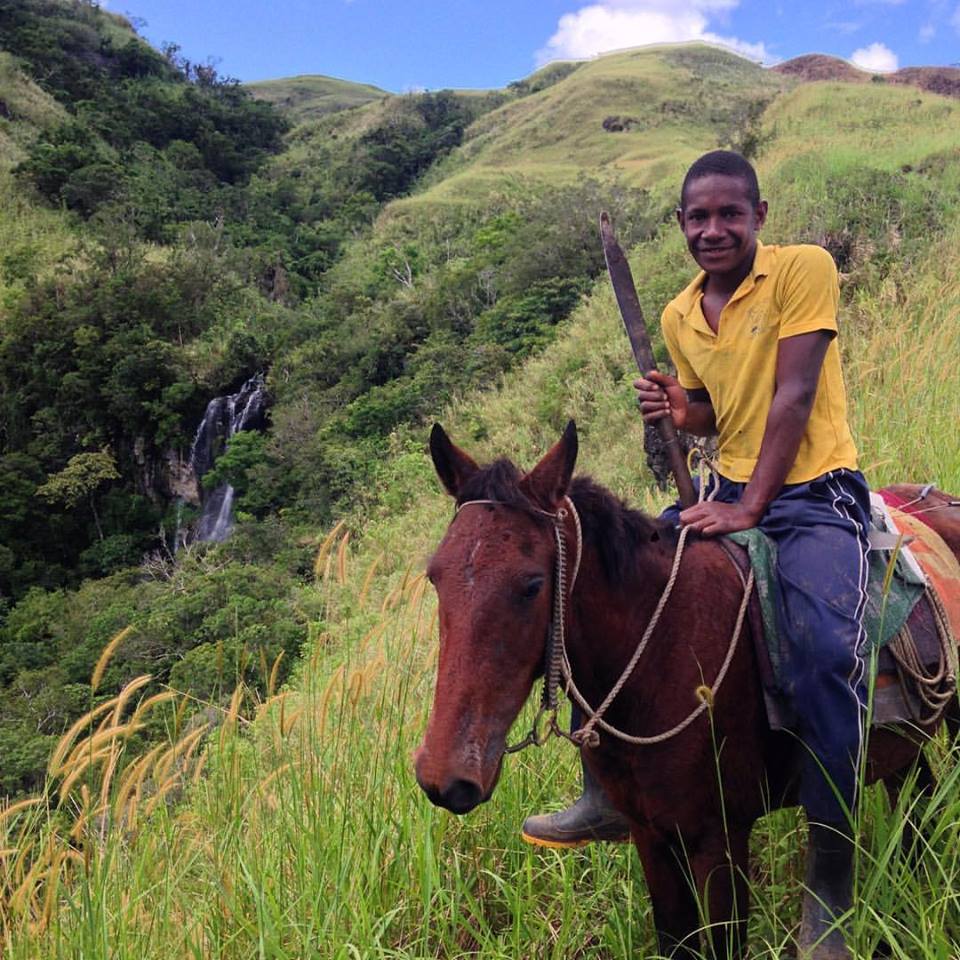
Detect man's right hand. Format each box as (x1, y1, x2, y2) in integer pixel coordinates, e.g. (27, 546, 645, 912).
(634, 370, 688, 429)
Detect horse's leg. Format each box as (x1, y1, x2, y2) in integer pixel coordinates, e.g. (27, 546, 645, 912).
(689, 824, 751, 960)
(634, 828, 702, 959)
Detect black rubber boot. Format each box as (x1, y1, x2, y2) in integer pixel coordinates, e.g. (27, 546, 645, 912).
(521, 707, 631, 848)
(798, 822, 855, 959)
(521, 759, 631, 847)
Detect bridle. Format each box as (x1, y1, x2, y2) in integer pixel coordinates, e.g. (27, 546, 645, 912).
(453, 489, 753, 752)
(453, 496, 580, 752)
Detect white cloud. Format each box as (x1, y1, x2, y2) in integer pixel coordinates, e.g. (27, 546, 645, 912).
(918, 22, 936, 41)
(850, 41, 899, 72)
(537, 1, 772, 67)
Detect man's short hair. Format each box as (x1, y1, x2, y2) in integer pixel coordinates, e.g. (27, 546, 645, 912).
(680, 150, 761, 209)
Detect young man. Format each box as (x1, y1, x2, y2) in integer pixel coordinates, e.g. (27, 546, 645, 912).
(522, 150, 870, 957)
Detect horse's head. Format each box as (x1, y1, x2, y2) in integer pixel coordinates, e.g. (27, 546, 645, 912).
(414, 422, 578, 814)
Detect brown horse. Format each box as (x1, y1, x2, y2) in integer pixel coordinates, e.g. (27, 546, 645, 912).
(414, 421, 960, 959)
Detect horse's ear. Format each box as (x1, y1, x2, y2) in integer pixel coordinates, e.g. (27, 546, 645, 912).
(519, 420, 578, 510)
(430, 423, 480, 497)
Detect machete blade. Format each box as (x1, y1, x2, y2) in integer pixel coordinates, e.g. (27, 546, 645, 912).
(600, 211, 696, 507)
(600, 211, 657, 376)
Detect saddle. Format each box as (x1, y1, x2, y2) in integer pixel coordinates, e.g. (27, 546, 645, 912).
(719, 489, 960, 731)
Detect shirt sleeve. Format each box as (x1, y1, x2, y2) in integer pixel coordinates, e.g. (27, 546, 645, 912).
(661, 306, 704, 390)
(776, 245, 840, 340)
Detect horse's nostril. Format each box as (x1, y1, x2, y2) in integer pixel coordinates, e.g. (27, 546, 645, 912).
(441, 778, 484, 815)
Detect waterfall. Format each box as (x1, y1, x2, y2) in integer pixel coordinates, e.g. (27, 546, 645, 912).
(189, 374, 267, 543)
(172, 498, 185, 556)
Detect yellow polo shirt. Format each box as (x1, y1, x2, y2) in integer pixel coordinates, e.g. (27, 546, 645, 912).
(661, 242, 858, 484)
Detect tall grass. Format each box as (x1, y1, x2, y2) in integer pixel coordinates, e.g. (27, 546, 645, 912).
(4, 64, 960, 959)
(4, 526, 958, 958)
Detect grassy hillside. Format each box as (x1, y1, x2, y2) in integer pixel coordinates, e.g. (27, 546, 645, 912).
(396, 44, 791, 209)
(1, 40, 959, 959)
(0, 52, 78, 296)
(246, 73, 388, 122)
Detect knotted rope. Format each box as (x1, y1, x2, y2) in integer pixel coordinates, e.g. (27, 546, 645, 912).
(887, 585, 958, 726)
(560, 456, 753, 748)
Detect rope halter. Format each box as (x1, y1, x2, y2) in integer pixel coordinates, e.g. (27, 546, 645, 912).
(453, 495, 581, 752)
(452, 458, 753, 752)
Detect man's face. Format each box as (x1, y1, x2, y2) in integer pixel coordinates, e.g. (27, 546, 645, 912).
(677, 174, 767, 280)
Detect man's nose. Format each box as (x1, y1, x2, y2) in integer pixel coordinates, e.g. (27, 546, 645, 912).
(702, 216, 724, 239)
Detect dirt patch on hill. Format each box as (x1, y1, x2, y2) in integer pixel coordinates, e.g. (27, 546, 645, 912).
(771, 55, 868, 83)
(889, 67, 960, 99)
(771, 56, 960, 100)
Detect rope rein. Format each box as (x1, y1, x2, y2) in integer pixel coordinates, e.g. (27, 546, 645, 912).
(560, 460, 753, 748)
(455, 459, 752, 752)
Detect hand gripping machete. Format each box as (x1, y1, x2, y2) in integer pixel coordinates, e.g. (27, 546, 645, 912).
(600, 212, 696, 508)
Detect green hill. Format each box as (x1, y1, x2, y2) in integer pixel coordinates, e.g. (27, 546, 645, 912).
(246, 73, 389, 121)
(393, 44, 791, 209)
(1, 20, 959, 958)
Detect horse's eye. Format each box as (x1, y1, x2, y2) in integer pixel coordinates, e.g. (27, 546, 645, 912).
(520, 576, 545, 600)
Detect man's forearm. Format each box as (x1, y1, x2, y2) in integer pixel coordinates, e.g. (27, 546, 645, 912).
(739, 387, 814, 517)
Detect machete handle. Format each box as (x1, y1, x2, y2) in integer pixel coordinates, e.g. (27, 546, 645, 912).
(600, 212, 697, 508)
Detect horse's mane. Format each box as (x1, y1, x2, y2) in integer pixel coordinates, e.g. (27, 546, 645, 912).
(455, 459, 675, 586)
(569, 475, 677, 585)
(456, 459, 541, 516)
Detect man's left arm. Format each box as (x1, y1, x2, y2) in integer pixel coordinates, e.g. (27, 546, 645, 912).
(679, 330, 832, 536)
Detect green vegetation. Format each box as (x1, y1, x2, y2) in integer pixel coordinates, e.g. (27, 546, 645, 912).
(0, 6, 959, 955)
(3, 1, 287, 227)
(0, 0, 650, 799)
(246, 73, 389, 122)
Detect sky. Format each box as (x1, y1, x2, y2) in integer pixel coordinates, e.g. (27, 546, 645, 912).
(113, 1, 960, 91)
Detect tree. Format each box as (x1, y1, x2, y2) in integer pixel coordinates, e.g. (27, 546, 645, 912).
(35, 450, 120, 540)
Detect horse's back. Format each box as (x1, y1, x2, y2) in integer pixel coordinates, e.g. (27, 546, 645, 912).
(881, 484, 960, 560)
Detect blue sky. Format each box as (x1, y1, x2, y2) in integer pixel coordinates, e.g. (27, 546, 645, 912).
(116, 1, 960, 91)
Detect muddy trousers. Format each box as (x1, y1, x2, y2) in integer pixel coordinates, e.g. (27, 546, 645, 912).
(661, 468, 872, 825)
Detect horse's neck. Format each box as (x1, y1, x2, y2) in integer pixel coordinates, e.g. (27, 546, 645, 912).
(567, 536, 676, 690)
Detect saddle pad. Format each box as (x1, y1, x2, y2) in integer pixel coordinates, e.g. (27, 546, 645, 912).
(726, 525, 925, 676)
(726, 512, 955, 730)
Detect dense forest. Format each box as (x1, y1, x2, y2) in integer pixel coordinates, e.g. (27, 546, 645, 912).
(0, 0, 654, 795)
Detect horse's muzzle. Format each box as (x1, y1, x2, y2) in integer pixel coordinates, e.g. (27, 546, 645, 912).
(419, 775, 486, 815)
(413, 745, 503, 815)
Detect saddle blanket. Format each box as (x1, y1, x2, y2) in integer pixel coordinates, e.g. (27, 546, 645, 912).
(727, 492, 960, 730)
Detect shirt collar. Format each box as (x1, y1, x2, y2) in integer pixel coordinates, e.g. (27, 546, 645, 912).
(676, 240, 773, 321)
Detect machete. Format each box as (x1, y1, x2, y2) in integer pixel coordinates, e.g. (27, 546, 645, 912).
(600, 211, 697, 508)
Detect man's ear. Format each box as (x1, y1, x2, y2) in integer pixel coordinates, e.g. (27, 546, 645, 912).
(519, 420, 578, 510)
(675, 206, 684, 230)
(430, 423, 479, 498)
(754, 199, 768, 231)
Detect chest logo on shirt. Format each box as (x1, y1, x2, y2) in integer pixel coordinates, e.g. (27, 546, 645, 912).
(747, 304, 772, 336)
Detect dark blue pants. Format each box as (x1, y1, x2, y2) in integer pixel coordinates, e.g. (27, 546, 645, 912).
(660, 469, 872, 825)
